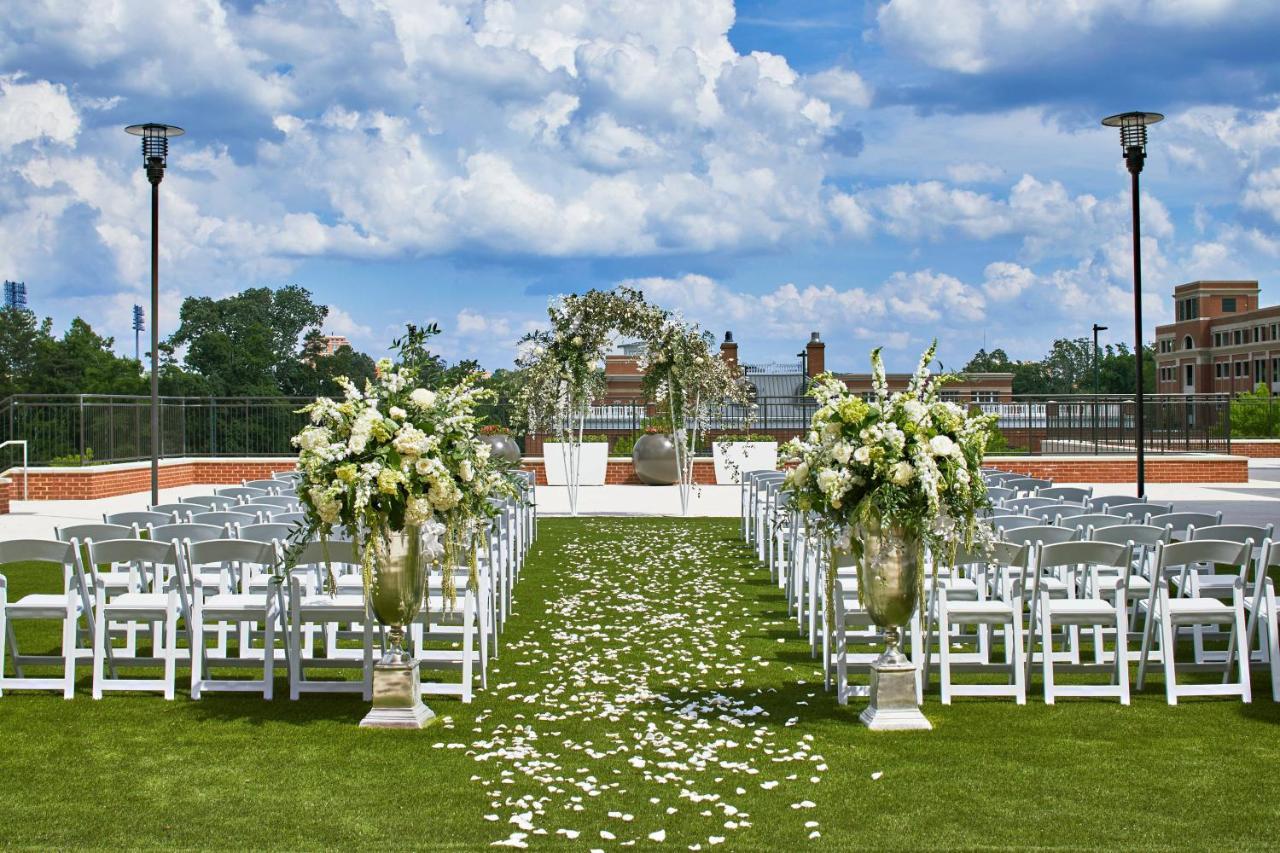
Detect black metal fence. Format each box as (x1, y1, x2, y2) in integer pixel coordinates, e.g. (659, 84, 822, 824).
(0, 392, 1249, 469)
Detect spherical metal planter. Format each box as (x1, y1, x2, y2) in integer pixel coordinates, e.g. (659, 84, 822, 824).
(632, 433, 678, 485)
(480, 433, 521, 465)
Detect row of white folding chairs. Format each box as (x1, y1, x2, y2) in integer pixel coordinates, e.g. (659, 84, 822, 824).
(0, 492, 536, 702)
(770, 507, 1278, 705)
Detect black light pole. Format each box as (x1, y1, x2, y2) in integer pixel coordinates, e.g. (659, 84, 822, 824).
(1092, 323, 1108, 451)
(125, 123, 184, 506)
(1102, 111, 1162, 498)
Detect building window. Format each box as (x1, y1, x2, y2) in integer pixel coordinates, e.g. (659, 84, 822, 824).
(1223, 296, 1237, 312)
(1256, 359, 1267, 385)
(1235, 329, 1244, 345)
(1255, 327, 1262, 343)
(1215, 363, 1223, 379)
(1236, 361, 1248, 378)
(1183, 335, 1193, 350)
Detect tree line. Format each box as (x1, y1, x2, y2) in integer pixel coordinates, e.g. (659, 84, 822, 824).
(0, 285, 492, 400)
(962, 338, 1157, 396)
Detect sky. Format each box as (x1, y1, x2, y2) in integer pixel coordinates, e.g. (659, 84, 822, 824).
(4, 0, 1280, 373)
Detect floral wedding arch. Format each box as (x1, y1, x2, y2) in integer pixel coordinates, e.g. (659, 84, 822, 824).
(514, 287, 749, 515)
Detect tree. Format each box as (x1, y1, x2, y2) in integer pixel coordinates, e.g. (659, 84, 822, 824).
(0, 307, 43, 398)
(167, 285, 328, 396)
(963, 339, 1156, 395)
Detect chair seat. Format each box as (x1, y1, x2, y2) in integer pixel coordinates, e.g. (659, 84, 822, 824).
(7, 593, 78, 618)
(202, 593, 269, 615)
(1044, 598, 1116, 619)
(104, 592, 172, 614)
(298, 593, 367, 612)
(1163, 597, 1235, 623)
(1091, 575, 1152, 594)
(945, 600, 1014, 619)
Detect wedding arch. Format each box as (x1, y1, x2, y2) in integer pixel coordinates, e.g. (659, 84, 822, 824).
(514, 287, 749, 515)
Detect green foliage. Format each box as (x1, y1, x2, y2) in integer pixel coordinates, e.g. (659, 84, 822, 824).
(48, 447, 94, 467)
(1229, 384, 1280, 437)
(964, 339, 1156, 395)
(983, 423, 1026, 455)
(612, 432, 640, 456)
(578, 433, 610, 443)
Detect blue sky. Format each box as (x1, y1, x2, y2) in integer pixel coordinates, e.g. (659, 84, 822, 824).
(3, 0, 1280, 372)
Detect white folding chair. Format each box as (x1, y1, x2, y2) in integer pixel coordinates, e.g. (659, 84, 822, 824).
(286, 539, 373, 700)
(1137, 539, 1253, 704)
(1027, 541, 1133, 705)
(926, 542, 1029, 704)
(186, 539, 279, 700)
(87, 539, 184, 700)
(0, 540, 88, 699)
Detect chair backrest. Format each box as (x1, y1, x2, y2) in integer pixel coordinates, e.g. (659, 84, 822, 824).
(237, 523, 301, 545)
(1000, 525, 1078, 547)
(1036, 540, 1130, 572)
(272, 470, 300, 480)
(0, 538, 75, 567)
(992, 515, 1041, 533)
(1002, 496, 1058, 512)
(146, 522, 228, 545)
(184, 495, 237, 510)
(270, 511, 306, 526)
(243, 479, 282, 493)
(288, 538, 360, 567)
(191, 510, 260, 528)
(149, 502, 205, 522)
(1156, 539, 1252, 576)
(214, 486, 269, 501)
(1002, 477, 1052, 493)
(104, 510, 174, 528)
(1191, 523, 1274, 545)
(86, 537, 178, 571)
(1035, 485, 1092, 504)
(985, 486, 1016, 503)
(245, 495, 298, 510)
(1087, 523, 1171, 547)
(1105, 502, 1170, 517)
(1031, 503, 1086, 522)
(1146, 512, 1222, 536)
(55, 522, 136, 543)
(186, 538, 277, 571)
(1088, 495, 1143, 512)
(1057, 512, 1127, 530)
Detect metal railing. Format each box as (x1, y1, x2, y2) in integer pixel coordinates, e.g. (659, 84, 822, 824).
(0, 392, 1245, 468)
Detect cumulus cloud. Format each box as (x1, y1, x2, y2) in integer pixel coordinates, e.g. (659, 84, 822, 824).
(946, 161, 1004, 184)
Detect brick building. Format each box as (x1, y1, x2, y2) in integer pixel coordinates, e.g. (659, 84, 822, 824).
(603, 332, 1013, 403)
(1153, 280, 1277, 394)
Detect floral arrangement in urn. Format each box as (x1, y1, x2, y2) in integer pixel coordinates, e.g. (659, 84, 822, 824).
(780, 342, 994, 554)
(291, 355, 517, 601)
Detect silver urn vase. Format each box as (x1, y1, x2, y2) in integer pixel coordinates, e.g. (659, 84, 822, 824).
(632, 432, 678, 485)
(360, 525, 435, 729)
(848, 512, 931, 731)
(481, 432, 522, 465)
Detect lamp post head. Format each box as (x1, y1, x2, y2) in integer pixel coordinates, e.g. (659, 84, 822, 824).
(1101, 111, 1162, 174)
(1093, 323, 1109, 334)
(125, 123, 184, 184)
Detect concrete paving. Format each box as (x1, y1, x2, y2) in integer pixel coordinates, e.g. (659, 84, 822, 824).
(2, 464, 1278, 535)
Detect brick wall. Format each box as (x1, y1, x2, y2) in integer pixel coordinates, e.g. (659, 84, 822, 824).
(4, 458, 298, 501)
(0, 478, 9, 514)
(520, 458, 719, 485)
(984, 454, 1248, 483)
(1228, 440, 1280, 458)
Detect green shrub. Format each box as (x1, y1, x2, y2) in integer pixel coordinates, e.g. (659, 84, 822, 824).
(1230, 384, 1280, 437)
(612, 433, 641, 456)
(984, 424, 1026, 455)
(48, 448, 95, 467)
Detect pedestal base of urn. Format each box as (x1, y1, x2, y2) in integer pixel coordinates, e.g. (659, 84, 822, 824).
(359, 660, 435, 730)
(859, 658, 932, 731)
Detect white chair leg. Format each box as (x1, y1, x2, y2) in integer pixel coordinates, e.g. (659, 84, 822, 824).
(1011, 614, 1026, 705)
(461, 592, 475, 704)
(164, 593, 178, 701)
(62, 595, 78, 700)
(1233, 592, 1252, 702)
(0, 586, 6, 698)
(92, 603, 106, 700)
(1159, 615, 1178, 706)
(361, 619, 374, 701)
(1041, 602, 1055, 706)
(938, 606, 952, 705)
(1115, 604, 1130, 705)
(190, 604, 204, 700)
(263, 609, 275, 701)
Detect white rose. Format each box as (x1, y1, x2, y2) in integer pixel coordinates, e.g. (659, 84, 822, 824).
(832, 442, 852, 465)
(853, 446, 871, 464)
(891, 461, 914, 485)
(410, 388, 436, 409)
(929, 435, 956, 457)
(459, 460, 474, 482)
(794, 461, 809, 483)
(389, 406, 407, 421)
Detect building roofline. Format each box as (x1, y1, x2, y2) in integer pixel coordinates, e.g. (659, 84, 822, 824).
(1173, 280, 1259, 293)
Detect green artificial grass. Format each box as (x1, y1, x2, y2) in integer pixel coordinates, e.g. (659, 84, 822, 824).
(0, 517, 1277, 850)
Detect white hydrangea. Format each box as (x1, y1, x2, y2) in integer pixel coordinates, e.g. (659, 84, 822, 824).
(410, 388, 436, 410)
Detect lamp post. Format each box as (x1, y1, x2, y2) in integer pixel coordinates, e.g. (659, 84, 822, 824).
(1101, 111, 1162, 498)
(124, 123, 184, 506)
(1092, 323, 1108, 451)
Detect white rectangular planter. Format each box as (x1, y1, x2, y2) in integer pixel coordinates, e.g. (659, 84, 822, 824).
(542, 442, 608, 486)
(713, 441, 778, 484)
